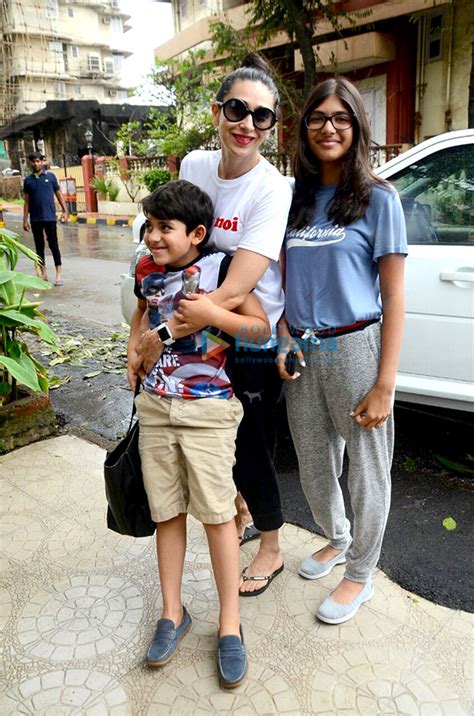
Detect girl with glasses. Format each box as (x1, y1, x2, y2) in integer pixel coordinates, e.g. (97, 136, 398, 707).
(277, 77, 407, 624)
(136, 55, 291, 601)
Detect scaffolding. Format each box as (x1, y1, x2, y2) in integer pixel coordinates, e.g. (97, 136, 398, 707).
(0, 0, 130, 126)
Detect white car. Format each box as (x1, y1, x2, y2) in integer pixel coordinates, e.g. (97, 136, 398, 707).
(121, 129, 474, 412)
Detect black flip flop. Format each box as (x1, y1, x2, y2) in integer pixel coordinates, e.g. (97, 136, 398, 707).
(239, 563, 284, 597)
(238, 523, 260, 546)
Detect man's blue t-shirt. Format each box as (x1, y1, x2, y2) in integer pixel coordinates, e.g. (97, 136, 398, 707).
(23, 171, 59, 222)
(285, 184, 408, 330)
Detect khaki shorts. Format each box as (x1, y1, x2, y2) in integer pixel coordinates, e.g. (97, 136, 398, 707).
(135, 391, 243, 525)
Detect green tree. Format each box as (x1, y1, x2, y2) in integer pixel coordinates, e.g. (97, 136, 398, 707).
(117, 50, 221, 160)
(211, 0, 366, 97)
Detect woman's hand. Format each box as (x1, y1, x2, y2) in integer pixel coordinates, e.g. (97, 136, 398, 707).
(175, 294, 215, 332)
(275, 318, 305, 381)
(351, 384, 393, 430)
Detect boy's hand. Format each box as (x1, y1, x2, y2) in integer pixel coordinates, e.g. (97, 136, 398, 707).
(137, 330, 165, 374)
(127, 349, 145, 390)
(23, 220, 30, 232)
(174, 294, 210, 332)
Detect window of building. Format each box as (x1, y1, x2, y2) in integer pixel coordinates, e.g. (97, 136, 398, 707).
(67, 6, 74, 17)
(54, 80, 66, 97)
(104, 58, 115, 75)
(112, 54, 123, 75)
(425, 12, 444, 62)
(71, 45, 79, 58)
(88, 54, 101, 72)
(180, 1, 188, 19)
(111, 16, 122, 33)
(74, 85, 81, 95)
(46, 0, 58, 18)
(62, 43, 69, 72)
(49, 41, 63, 70)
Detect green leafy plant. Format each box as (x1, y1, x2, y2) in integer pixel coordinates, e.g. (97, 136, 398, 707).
(90, 176, 112, 197)
(107, 182, 120, 202)
(0, 228, 59, 404)
(143, 168, 172, 192)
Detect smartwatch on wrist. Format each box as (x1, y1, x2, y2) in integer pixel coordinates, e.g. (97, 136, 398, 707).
(156, 322, 174, 346)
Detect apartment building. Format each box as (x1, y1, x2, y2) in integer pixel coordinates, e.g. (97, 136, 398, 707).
(155, 0, 473, 146)
(0, 0, 131, 125)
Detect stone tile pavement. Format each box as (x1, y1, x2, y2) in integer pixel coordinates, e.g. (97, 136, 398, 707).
(0, 435, 472, 715)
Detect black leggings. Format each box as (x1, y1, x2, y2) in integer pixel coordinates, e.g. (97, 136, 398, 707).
(231, 347, 283, 532)
(31, 221, 62, 267)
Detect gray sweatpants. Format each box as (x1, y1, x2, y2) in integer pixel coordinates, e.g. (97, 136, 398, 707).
(285, 322, 394, 583)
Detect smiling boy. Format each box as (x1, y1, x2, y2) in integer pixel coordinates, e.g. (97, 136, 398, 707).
(127, 179, 270, 688)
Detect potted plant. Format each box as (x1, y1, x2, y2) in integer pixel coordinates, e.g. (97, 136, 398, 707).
(0, 228, 59, 452)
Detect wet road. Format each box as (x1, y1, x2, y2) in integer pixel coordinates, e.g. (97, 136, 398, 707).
(4, 212, 473, 611)
(7, 213, 134, 327)
(7, 213, 135, 263)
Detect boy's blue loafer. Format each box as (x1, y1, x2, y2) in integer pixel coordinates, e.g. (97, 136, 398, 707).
(317, 580, 374, 624)
(146, 606, 192, 667)
(299, 549, 347, 580)
(217, 626, 247, 688)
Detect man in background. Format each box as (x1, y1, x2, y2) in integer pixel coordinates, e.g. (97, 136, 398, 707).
(23, 151, 68, 286)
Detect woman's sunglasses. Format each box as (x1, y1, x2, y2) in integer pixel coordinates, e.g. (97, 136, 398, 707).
(216, 98, 277, 130)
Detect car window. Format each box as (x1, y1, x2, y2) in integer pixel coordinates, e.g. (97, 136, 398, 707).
(389, 145, 474, 245)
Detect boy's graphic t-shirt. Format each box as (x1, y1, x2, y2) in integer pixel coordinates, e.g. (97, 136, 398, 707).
(134, 252, 232, 399)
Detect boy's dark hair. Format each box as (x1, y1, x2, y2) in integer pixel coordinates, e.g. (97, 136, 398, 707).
(142, 179, 214, 252)
(28, 151, 43, 161)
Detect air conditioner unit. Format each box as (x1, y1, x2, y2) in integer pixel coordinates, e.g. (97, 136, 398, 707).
(102, 15, 111, 24)
(108, 90, 117, 97)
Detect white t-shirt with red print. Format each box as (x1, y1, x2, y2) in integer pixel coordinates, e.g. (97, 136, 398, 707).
(180, 150, 292, 346)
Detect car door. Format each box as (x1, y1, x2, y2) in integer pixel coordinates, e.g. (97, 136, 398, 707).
(381, 138, 474, 410)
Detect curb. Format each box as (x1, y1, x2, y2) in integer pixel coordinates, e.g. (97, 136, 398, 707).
(0, 208, 133, 228)
(68, 216, 134, 227)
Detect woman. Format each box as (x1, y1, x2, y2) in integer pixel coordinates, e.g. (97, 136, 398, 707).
(277, 77, 407, 623)
(135, 56, 292, 596)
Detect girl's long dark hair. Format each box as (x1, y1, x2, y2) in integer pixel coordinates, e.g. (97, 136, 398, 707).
(289, 77, 388, 229)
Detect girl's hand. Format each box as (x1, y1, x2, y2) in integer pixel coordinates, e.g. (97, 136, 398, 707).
(351, 385, 393, 430)
(175, 293, 215, 332)
(276, 318, 305, 381)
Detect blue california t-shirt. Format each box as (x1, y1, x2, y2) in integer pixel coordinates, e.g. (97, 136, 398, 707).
(284, 183, 408, 330)
(23, 171, 60, 222)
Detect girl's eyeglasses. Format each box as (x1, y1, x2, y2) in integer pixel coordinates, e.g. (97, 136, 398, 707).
(304, 113, 354, 131)
(216, 98, 277, 130)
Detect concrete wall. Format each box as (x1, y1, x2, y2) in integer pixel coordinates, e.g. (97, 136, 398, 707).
(419, 0, 472, 138)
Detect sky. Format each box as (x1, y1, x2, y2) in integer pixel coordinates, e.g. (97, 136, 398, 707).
(120, 0, 175, 101)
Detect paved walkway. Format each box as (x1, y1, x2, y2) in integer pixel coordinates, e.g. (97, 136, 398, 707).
(0, 436, 472, 714)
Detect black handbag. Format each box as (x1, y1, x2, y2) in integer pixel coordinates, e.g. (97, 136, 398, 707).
(104, 380, 155, 537)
